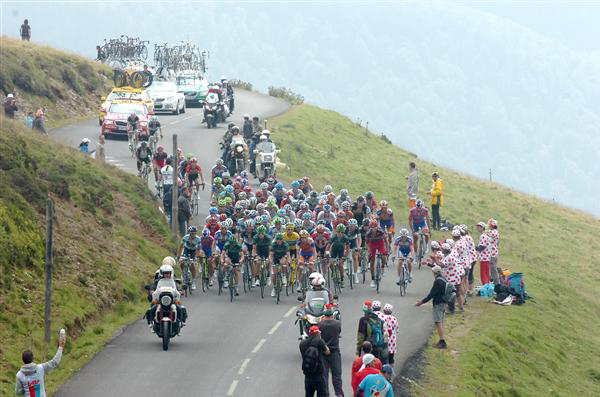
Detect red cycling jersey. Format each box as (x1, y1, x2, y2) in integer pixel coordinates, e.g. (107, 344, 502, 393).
(186, 163, 202, 175)
(298, 237, 316, 252)
(311, 231, 331, 249)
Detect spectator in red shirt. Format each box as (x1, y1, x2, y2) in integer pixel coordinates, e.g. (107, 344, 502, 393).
(352, 341, 382, 378)
(351, 354, 381, 395)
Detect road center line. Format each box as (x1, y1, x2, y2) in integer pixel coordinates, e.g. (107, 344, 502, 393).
(267, 321, 282, 335)
(238, 358, 251, 375)
(170, 119, 181, 125)
(283, 305, 296, 318)
(251, 338, 266, 353)
(182, 116, 192, 121)
(226, 380, 238, 396)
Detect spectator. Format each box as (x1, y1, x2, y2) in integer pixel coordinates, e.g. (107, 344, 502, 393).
(78, 138, 90, 153)
(356, 364, 395, 397)
(16, 329, 66, 396)
(352, 342, 382, 382)
(487, 219, 500, 284)
(318, 303, 344, 397)
(416, 265, 448, 349)
(177, 188, 192, 237)
(161, 157, 175, 221)
(242, 114, 253, 140)
(371, 300, 389, 362)
(406, 161, 419, 210)
(32, 109, 47, 135)
(97, 134, 106, 161)
(95, 45, 106, 62)
(428, 172, 443, 230)
(351, 354, 380, 396)
(4, 93, 17, 118)
(24, 111, 34, 128)
(300, 325, 330, 397)
(356, 300, 388, 364)
(20, 19, 31, 41)
(382, 304, 398, 365)
(142, 65, 153, 86)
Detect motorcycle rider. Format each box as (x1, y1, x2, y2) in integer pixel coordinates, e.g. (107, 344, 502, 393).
(146, 257, 187, 328)
(221, 76, 234, 112)
(229, 126, 247, 173)
(253, 133, 277, 179)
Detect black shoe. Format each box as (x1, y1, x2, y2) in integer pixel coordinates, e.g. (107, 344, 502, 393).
(434, 339, 447, 349)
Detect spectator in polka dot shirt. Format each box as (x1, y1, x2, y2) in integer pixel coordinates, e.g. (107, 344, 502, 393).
(382, 304, 398, 364)
(440, 242, 464, 313)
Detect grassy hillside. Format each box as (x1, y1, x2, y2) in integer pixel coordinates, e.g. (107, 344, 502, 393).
(270, 105, 600, 397)
(0, 36, 112, 127)
(0, 117, 176, 395)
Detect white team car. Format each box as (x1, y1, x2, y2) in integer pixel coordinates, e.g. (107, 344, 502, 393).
(145, 81, 186, 115)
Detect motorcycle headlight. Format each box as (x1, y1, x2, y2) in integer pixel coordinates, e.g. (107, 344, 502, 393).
(160, 295, 172, 306)
(306, 314, 321, 324)
(236, 146, 243, 153)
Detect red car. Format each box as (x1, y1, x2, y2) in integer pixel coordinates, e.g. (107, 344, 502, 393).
(101, 99, 150, 139)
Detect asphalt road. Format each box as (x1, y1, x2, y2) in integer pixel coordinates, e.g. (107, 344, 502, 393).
(52, 90, 432, 397)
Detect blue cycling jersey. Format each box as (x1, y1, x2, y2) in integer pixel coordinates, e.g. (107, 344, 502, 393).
(214, 230, 233, 250)
(182, 234, 202, 251)
(394, 236, 413, 257)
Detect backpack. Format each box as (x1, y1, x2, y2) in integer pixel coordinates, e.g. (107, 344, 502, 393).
(440, 277, 456, 303)
(507, 272, 527, 300)
(301, 340, 321, 375)
(367, 317, 386, 348)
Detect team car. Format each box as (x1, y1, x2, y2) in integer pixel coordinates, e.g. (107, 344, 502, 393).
(146, 81, 186, 115)
(176, 72, 209, 106)
(100, 99, 150, 139)
(99, 87, 154, 125)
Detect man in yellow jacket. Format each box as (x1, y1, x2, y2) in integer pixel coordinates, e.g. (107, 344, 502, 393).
(429, 172, 443, 230)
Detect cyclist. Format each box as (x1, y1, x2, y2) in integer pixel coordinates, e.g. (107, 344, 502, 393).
(199, 228, 216, 286)
(127, 111, 140, 148)
(408, 199, 432, 257)
(376, 200, 395, 250)
(297, 230, 317, 291)
(306, 191, 320, 211)
(152, 145, 168, 182)
(351, 196, 371, 226)
(346, 218, 362, 284)
(270, 233, 290, 297)
(283, 223, 300, 285)
(220, 235, 244, 296)
(335, 188, 352, 208)
(317, 204, 336, 230)
(312, 224, 331, 275)
(185, 158, 206, 191)
(301, 212, 316, 233)
(365, 191, 378, 212)
(365, 220, 387, 288)
(394, 228, 415, 284)
(211, 158, 229, 179)
(148, 115, 162, 142)
(328, 224, 349, 288)
(135, 141, 153, 177)
(252, 225, 272, 287)
(178, 226, 201, 290)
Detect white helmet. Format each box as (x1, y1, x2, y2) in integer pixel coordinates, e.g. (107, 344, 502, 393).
(243, 113, 250, 118)
(324, 185, 333, 193)
(259, 134, 267, 141)
(162, 256, 176, 267)
(221, 75, 227, 81)
(262, 129, 270, 136)
(309, 272, 322, 281)
(159, 264, 174, 279)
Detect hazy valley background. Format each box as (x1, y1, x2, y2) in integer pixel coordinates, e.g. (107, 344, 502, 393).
(2, 1, 599, 215)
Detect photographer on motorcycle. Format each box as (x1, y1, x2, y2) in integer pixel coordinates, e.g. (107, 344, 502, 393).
(221, 76, 234, 112)
(253, 133, 276, 178)
(229, 126, 247, 174)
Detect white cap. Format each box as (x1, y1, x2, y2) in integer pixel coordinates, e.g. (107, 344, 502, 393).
(81, 138, 90, 143)
(7, 93, 14, 98)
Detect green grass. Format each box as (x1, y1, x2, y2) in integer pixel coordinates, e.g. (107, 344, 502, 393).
(270, 104, 600, 397)
(0, 117, 177, 395)
(0, 36, 113, 127)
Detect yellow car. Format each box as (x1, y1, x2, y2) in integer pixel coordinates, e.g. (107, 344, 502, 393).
(99, 87, 154, 125)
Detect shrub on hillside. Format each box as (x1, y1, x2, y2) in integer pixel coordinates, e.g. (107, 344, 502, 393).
(268, 86, 304, 105)
(229, 79, 253, 91)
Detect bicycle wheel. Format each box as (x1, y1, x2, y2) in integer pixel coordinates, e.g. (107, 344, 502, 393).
(376, 256, 381, 294)
(399, 263, 406, 296)
(259, 264, 265, 299)
(229, 270, 234, 303)
(141, 45, 148, 60)
(276, 273, 281, 305)
(217, 266, 223, 295)
(285, 267, 290, 297)
(347, 256, 353, 290)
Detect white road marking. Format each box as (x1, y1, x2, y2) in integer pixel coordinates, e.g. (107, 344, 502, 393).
(182, 116, 193, 121)
(251, 338, 266, 353)
(267, 321, 282, 335)
(238, 358, 251, 375)
(226, 380, 238, 396)
(283, 306, 296, 318)
(169, 119, 181, 125)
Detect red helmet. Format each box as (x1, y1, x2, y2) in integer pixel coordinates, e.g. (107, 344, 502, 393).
(256, 191, 263, 198)
(337, 210, 345, 217)
(243, 186, 252, 192)
(219, 214, 227, 221)
(209, 217, 218, 224)
(233, 182, 241, 189)
(316, 225, 325, 234)
(369, 220, 378, 228)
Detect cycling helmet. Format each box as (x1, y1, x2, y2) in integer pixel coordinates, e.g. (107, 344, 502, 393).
(348, 219, 358, 226)
(311, 276, 322, 287)
(324, 185, 333, 194)
(228, 235, 237, 243)
(162, 256, 176, 267)
(225, 185, 234, 193)
(267, 177, 275, 185)
(317, 277, 326, 287)
(202, 228, 210, 237)
(239, 191, 248, 199)
(262, 129, 270, 136)
(299, 230, 309, 238)
(372, 300, 381, 310)
(256, 225, 267, 234)
(259, 134, 267, 141)
(383, 304, 393, 315)
(324, 204, 332, 211)
(266, 197, 277, 207)
(228, 122, 235, 129)
(291, 181, 300, 188)
(316, 224, 325, 234)
(416, 199, 423, 208)
(369, 220, 378, 228)
(431, 241, 441, 250)
(336, 224, 346, 233)
(342, 202, 350, 209)
(302, 212, 312, 220)
(275, 233, 284, 241)
(260, 182, 269, 190)
(380, 200, 388, 206)
(151, 115, 158, 121)
(282, 204, 291, 212)
(362, 219, 370, 226)
(488, 218, 498, 228)
(159, 264, 174, 279)
(231, 125, 240, 133)
(209, 207, 218, 215)
(140, 141, 148, 147)
(399, 228, 409, 237)
(243, 113, 249, 119)
(187, 226, 198, 233)
(277, 209, 286, 216)
(213, 177, 222, 184)
(275, 182, 284, 190)
(309, 272, 322, 281)
(365, 191, 374, 199)
(256, 203, 265, 211)
(216, 159, 224, 166)
(187, 153, 194, 160)
(286, 223, 295, 230)
(477, 221, 486, 230)
(310, 191, 318, 198)
(225, 218, 234, 228)
(273, 217, 283, 225)
(261, 214, 269, 223)
(432, 172, 439, 177)
(249, 210, 258, 218)
(219, 213, 228, 222)
(245, 219, 255, 228)
(294, 219, 303, 227)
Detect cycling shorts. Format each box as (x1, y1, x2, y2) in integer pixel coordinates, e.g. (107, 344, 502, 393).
(331, 247, 345, 259)
(299, 251, 314, 261)
(188, 173, 199, 183)
(226, 253, 240, 264)
(244, 242, 253, 253)
(273, 254, 287, 265)
(397, 245, 411, 257)
(412, 221, 426, 232)
(316, 246, 327, 257)
(289, 249, 297, 258)
(183, 247, 196, 258)
(348, 239, 358, 250)
(201, 247, 212, 257)
(379, 219, 394, 233)
(367, 240, 386, 260)
(256, 248, 269, 259)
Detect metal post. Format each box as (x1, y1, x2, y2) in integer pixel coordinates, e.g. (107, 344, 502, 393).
(44, 198, 54, 344)
(172, 134, 178, 236)
(489, 168, 492, 182)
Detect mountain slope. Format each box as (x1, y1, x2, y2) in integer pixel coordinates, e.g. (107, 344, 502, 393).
(269, 104, 600, 397)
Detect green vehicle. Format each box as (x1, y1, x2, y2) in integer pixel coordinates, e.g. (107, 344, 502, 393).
(176, 73, 209, 106)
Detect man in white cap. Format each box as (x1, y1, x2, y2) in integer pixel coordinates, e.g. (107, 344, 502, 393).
(4, 93, 18, 118)
(416, 265, 449, 349)
(352, 354, 380, 396)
